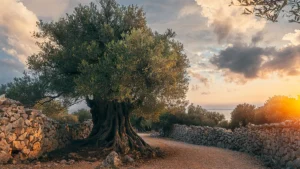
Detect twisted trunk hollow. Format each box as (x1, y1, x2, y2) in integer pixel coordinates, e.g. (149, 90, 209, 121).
(85, 99, 153, 155)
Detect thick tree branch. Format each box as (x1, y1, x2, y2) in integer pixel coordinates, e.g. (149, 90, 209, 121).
(38, 92, 65, 105)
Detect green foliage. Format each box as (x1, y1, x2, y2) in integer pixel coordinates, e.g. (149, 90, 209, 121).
(157, 104, 226, 135)
(33, 99, 68, 118)
(157, 112, 178, 135)
(20, 0, 189, 115)
(76, 28, 189, 104)
(28, 0, 148, 101)
(253, 107, 268, 125)
(187, 104, 225, 126)
(187, 103, 207, 116)
(2, 73, 46, 107)
(34, 99, 68, 117)
(132, 98, 188, 124)
(34, 99, 78, 124)
(230, 96, 300, 128)
(257, 95, 300, 123)
(53, 114, 79, 124)
(230, 103, 256, 129)
(0, 84, 7, 95)
(217, 120, 230, 129)
(131, 100, 188, 132)
(130, 115, 152, 132)
(73, 109, 92, 123)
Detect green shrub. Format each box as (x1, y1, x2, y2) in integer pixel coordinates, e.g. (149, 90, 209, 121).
(0, 84, 7, 95)
(130, 116, 152, 132)
(230, 103, 255, 129)
(230, 96, 300, 128)
(158, 112, 178, 136)
(33, 99, 79, 124)
(187, 104, 225, 126)
(53, 114, 79, 124)
(262, 96, 300, 123)
(158, 106, 227, 135)
(253, 107, 268, 125)
(217, 120, 230, 129)
(34, 99, 68, 118)
(73, 109, 92, 123)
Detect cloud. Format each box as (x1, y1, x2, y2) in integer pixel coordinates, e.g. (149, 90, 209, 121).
(0, 58, 24, 72)
(211, 44, 272, 78)
(262, 45, 300, 75)
(194, 0, 266, 42)
(198, 63, 209, 69)
(188, 70, 209, 87)
(20, 0, 70, 20)
(211, 19, 232, 43)
(282, 29, 300, 46)
(0, 0, 40, 64)
(211, 43, 300, 82)
(178, 4, 202, 18)
(252, 31, 264, 45)
(0, 58, 24, 84)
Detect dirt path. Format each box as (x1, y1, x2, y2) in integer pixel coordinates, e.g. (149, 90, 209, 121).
(0, 134, 267, 169)
(139, 134, 267, 169)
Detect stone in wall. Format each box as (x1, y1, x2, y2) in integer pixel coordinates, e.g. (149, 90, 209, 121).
(0, 97, 93, 164)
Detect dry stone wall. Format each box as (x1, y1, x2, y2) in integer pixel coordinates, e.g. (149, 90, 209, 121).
(168, 122, 300, 169)
(0, 97, 93, 164)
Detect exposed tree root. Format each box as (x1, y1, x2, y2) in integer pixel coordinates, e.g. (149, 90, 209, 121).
(78, 99, 157, 158)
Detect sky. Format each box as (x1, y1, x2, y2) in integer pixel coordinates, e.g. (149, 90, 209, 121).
(1, 0, 300, 110)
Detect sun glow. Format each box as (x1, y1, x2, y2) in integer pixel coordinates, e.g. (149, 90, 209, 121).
(262, 96, 300, 122)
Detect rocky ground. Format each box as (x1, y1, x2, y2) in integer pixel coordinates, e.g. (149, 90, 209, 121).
(0, 134, 267, 169)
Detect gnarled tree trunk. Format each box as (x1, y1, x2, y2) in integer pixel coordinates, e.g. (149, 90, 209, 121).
(85, 99, 153, 155)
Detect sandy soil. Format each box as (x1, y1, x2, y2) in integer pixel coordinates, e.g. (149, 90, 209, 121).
(0, 134, 267, 169)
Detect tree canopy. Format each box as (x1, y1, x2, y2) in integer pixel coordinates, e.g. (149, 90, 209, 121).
(234, 0, 300, 23)
(25, 0, 188, 108)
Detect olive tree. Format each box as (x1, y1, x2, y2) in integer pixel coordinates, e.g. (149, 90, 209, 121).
(17, 0, 189, 155)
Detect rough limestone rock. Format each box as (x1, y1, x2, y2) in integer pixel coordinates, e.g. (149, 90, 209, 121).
(0, 151, 11, 164)
(0, 97, 93, 163)
(123, 155, 134, 163)
(101, 151, 122, 168)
